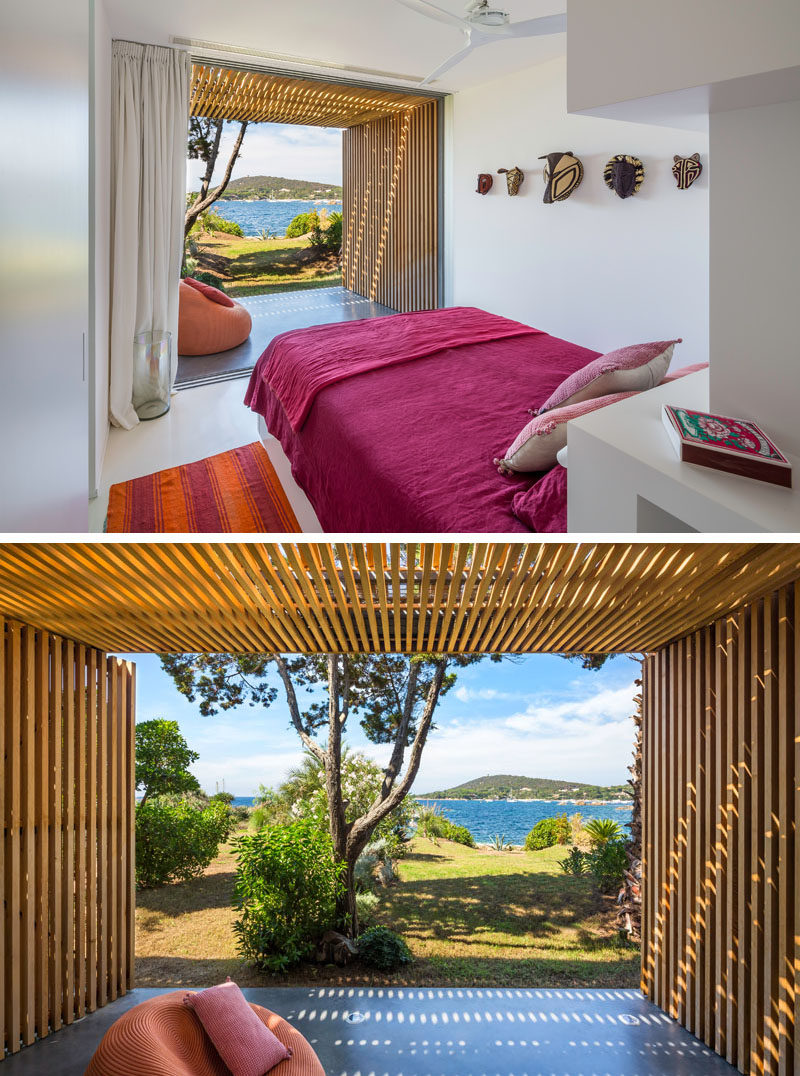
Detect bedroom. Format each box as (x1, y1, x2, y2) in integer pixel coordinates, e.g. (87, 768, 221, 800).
(2, 0, 799, 533)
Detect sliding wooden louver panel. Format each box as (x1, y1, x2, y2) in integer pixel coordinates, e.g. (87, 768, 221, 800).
(342, 99, 439, 311)
(1, 619, 136, 1057)
(641, 582, 798, 1075)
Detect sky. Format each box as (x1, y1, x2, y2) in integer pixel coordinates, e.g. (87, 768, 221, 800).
(118, 653, 641, 797)
(187, 121, 343, 191)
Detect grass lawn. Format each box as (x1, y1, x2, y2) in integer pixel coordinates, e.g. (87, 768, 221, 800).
(136, 836, 639, 989)
(193, 232, 341, 297)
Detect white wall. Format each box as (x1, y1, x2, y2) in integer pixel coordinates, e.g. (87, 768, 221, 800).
(567, 0, 800, 114)
(448, 56, 709, 367)
(709, 99, 800, 457)
(90, 0, 112, 496)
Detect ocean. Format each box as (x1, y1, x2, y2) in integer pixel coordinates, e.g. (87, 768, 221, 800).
(230, 796, 632, 846)
(212, 198, 343, 238)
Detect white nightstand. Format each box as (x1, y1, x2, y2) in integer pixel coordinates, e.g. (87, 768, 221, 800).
(567, 370, 800, 533)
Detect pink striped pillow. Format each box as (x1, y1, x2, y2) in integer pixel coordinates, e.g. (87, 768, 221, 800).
(536, 339, 681, 414)
(495, 391, 638, 474)
(184, 981, 292, 1076)
(661, 360, 708, 382)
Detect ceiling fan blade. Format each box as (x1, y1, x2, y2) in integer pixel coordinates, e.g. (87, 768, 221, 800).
(504, 12, 567, 37)
(392, 0, 469, 30)
(421, 37, 476, 84)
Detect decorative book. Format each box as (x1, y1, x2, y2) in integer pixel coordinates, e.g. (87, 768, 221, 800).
(662, 406, 792, 488)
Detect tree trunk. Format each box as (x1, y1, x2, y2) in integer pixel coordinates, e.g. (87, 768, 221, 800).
(184, 120, 248, 238)
(337, 860, 359, 938)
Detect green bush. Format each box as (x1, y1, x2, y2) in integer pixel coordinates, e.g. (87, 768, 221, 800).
(583, 817, 623, 847)
(135, 798, 231, 888)
(588, 839, 628, 893)
(199, 209, 243, 237)
(524, 814, 571, 851)
(416, 805, 475, 847)
(233, 819, 345, 972)
(286, 210, 320, 238)
(559, 846, 590, 876)
(309, 210, 342, 253)
(357, 926, 412, 971)
(356, 890, 380, 927)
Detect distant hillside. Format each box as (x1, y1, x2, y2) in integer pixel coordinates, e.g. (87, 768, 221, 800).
(219, 175, 343, 201)
(420, 774, 631, 802)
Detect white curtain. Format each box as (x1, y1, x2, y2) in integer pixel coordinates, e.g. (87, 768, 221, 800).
(109, 41, 190, 429)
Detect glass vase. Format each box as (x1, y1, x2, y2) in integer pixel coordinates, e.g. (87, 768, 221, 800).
(132, 329, 171, 420)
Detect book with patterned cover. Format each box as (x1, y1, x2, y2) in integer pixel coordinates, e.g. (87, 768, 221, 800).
(664, 407, 789, 462)
(662, 405, 792, 487)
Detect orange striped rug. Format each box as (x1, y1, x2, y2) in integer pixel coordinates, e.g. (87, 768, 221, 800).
(106, 442, 300, 533)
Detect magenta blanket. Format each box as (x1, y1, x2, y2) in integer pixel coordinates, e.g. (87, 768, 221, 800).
(245, 318, 598, 533)
(246, 306, 543, 432)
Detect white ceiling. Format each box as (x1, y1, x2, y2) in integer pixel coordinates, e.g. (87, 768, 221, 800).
(102, 0, 566, 93)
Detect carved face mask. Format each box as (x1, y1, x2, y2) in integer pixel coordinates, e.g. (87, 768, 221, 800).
(672, 153, 702, 189)
(498, 166, 524, 196)
(539, 151, 584, 203)
(475, 173, 493, 195)
(603, 154, 645, 199)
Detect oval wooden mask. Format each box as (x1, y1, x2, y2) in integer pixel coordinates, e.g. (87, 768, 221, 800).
(539, 151, 584, 203)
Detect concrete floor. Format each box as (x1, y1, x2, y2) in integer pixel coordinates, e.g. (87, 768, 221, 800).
(175, 286, 395, 389)
(2, 986, 735, 1075)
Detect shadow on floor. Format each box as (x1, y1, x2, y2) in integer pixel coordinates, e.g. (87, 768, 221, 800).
(175, 286, 395, 389)
(1, 987, 737, 1075)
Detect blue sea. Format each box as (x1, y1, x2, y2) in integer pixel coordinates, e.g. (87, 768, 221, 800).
(231, 796, 632, 846)
(213, 198, 343, 237)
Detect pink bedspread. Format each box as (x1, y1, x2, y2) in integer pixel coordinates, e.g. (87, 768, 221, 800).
(246, 306, 543, 432)
(245, 314, 599, 533)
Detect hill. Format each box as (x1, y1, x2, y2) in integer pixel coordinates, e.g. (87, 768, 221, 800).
(419, 774, 631, 802)
(219, 175, 343, 201)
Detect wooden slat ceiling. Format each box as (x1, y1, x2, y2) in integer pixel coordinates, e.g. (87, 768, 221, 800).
(0, 543, 797, 656)
(190, 63, 433, 127)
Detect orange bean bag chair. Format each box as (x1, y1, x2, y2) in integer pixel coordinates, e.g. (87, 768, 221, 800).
(178, 279, 252, 356)
(84, 991, 325, 1076)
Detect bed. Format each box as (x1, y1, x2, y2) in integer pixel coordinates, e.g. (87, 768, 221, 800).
(244, 306, 600, 532)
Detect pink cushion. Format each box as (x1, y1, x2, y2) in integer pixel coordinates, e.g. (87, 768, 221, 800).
(495, 391, 638, 474)
(536, 339, 681, 414)
(661, 360, 709, 382)
(183, 276, 235, 308)
(512, 464, 568, 532)
(184, 982, 292, 1076)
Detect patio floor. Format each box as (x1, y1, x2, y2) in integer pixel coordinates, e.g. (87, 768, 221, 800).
(175, 286, 395, 389)
(2, 986, 735, 1075)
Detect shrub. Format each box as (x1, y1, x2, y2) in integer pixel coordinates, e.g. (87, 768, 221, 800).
(584, 817, 623, 847)
(309, 210, 343, 253)
(490, 833, 513, 851)
(559, 846, 590, 876)
(354, 837, 398, 894)
(356, 890, 380, 927)
(357, 926, 412, 972)
(233, 819, 345, 972)
(587, 839, 628, 893)
(416, 805, 475, 847)
(525, 814, 571, 851)
(135, 798, 231, 888)
(286, 210, 320, 238)
(255, 752, 414, 856)
(199, 209, 243, 237)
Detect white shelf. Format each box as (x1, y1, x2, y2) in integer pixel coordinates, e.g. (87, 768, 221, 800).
(567, 370, 800, 533)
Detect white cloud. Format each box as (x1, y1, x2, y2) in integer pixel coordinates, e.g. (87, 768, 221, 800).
(453, 686, 521, 703)
(412, 680, 639, 791)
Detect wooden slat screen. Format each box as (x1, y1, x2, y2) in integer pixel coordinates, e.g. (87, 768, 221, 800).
(342, 99, 439, 311)
(189, 63, 435, 128)
(0, 543, 799, 658)
(641, 582, 798, 1075)
(1, 619, 135, 1057)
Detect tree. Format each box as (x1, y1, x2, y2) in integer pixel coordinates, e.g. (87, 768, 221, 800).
(185, 116, 249, 238)
(135, 718, 201, 806)
(160, 653, 494, 934)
